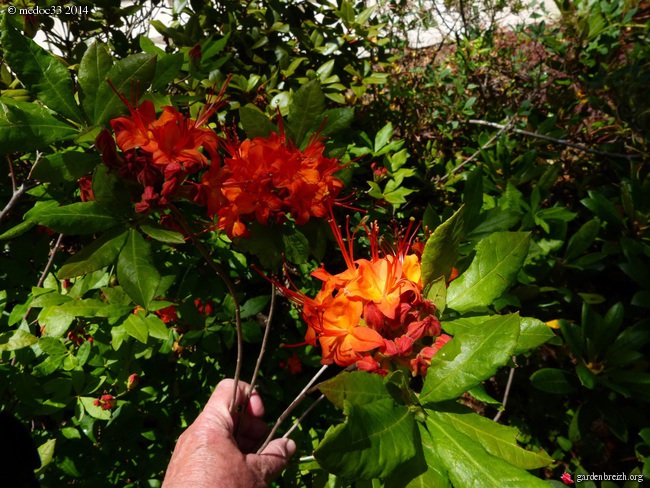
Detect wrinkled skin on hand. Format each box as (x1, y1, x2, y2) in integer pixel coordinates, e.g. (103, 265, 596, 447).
(163, 379, 296, 488)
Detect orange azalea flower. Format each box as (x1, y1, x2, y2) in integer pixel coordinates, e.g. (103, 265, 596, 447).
(273, 211, 448, 375)
(196, 130, 344, 239)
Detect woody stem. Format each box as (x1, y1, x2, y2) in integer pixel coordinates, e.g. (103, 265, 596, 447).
(247, 284, 276, 398)
(256, 364, 329, 454)
(169, 204, 243, 415)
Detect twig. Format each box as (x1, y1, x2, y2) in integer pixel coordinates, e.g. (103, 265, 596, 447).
(257, 364, 329, 454)
(1, 152, 41, 224)
(469, 119, 640, 159)
(169, 204, 243, 414)
(282, 394, 326, 439)
(438, 118, 514, 183)
(493, 362, 516, 423)
(247, 284, 277, 397)
(0, 184, 31, 224)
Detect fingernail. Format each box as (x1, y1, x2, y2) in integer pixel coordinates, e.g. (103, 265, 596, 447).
(286, 439, 297, 457)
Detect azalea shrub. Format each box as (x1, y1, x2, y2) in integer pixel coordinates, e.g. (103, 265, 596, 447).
(2, 1, 647, 487)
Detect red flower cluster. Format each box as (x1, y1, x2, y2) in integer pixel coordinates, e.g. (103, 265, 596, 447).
(94, 394, 116, 411)
(279, 214, 451, 377)
(196, 131, 344, 238)
(96, 86, 224, 213)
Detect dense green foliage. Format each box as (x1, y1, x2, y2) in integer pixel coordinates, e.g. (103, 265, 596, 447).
(1, 0, 648, 486)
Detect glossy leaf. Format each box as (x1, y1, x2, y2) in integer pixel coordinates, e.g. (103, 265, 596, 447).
(424, 415, 549, 487)
(429, 403, 553, 469)
(37, 308, 75, 338)
(319, 371, 392, 410)
(78, 41, 113, 122)
(447, 232, 530, 312)
(514, 316, 555, 354)
(32, 151, 101, 184)
(239, 104, 276, 139)
(314, 398, 418, 480)
(25, 201, 121, 235)
(2, 18, 83, 123)
(420, 314, 520, 403)
(122, 314, 149, 344)
(564, 219, 600, 262)
(424, 276, 447, 315)
(94, 53, 157, 127)
(421, 206, 465, 286)
(288, 79, 325, 147)
(79, 397, 111, 420)
(117, 230, 161, 308)
(0, 329, 38, 351)
(0, 98, 77, 152)
(58, 229, 128, 279)
(140, 224, 185, 245)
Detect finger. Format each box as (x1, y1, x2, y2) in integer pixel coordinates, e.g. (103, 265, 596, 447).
(248, 438, 296, 483)
(236, 416, 269, 444)
(204, 379, 252, 415)
(246, 389, 265, 418)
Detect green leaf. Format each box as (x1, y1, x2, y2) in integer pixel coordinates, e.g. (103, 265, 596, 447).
(79, 397, 111, 420)
(37, 308, 75, 338)
(92, 164, 134, 218)
(514, 316, 555, 355)
(32, 151, 100, 184)
(117, 230, 161, 308)
(152, 52, 184, 91)
(463, 166, 484, 233)
(424, 276, 447, 315)
(94, 53, 157, 127)
(57, 299, 132, 318)
(283, 229, 309, 264)
(319, 371, 392, 410)
(317, 107, 355, 137)
(0, 220, 35, 240)
(36, 439, 56, 471)
(1, 18, 83, 123)
(58, 229, 128, 279)
(386, 423, 451, 488)
(240, 295, 271, 319)
(424, 415, 549, 487)
(429, 404, 553, 469)
(288, 79, 325, 147)
(26, 201, 121, 235)
(529, 368, 579, 394)
(421, 206, 464, 286)
(314, 399, 418, 480)
(564, 219, 600, 262)
(122, 314, 149, 344)
(239, 104, 277, 139)
(78, 41, 113, 122)
(145, 314, 170, 340)
(447, 232, 530, 312)
(140, 223, 185, 245)
(374, 122, 393, 151)
(0, 329, 38, 351)
(420, 314, 520, 403)
(0, 98, 78, 153)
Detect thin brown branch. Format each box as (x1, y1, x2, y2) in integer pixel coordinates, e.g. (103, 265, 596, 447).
(247, 284, 277, 397)
(438, 118, 514, 183)
(469, 119, 640, 159)
(493, 362, 516, 423)
(169, 204, 243, 414)
(282, 394, 326, 440)
(257, 364, 329, 454)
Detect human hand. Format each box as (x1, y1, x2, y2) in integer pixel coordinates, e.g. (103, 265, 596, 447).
(162, 379, 296, 488)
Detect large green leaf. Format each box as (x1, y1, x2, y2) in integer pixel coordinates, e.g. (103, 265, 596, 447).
(78, 41, 113, 123)
(25, 201, 121, 235)
(58, 229, 128, 279)
(56, 299, 132, 318)
(117, 229, 161, 308)
(420, 314, 520, 403)
(447, 232, 530, 312)
(424, 416, 549, 487)
(314, 398, 418, 480)
(529, 368, 579, 394)
(2, 18, 83, 123)
(93, 53, 157, 127)
(122, 314, 149, 344)
(429, 404, 553, 469)
(37, 308, 75, 338)
(421, 206, 464, 287)
(319, 371, 392, 410)
(0, 99, 77, 153)
(288, 79, 325, 147)
(386, 423, 451, 488)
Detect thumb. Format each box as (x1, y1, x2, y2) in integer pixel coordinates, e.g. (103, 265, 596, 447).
(248, 438, 296, 483)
